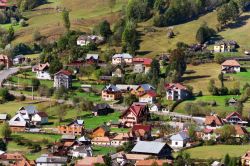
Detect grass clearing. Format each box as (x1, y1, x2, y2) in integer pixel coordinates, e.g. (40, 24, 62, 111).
(185, 145, 250, 159)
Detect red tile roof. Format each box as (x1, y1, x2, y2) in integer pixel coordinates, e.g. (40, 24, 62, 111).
(221, 60, 240, 67)
(165, 83, 187, 90)
(138, 90, 157, 97)
(235, 125, 248, 136)
(55, 70, 72, 76)
(205, 115, 224, 126)
(132, 124, 151, 132)
(121, 103, 148, 118)
(133, 58, 152, 65)
(225, 111, 242, 121)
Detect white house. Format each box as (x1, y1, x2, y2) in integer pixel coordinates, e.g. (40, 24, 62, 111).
(31, 112, 48, 125)
(165, 83, 189, 101)
(112, 53, 133, 65)
(138, 90, 157, 104)
(36, 154, 67, 166)
(70, 145, 93, 158)
(149, 103, 161, 112)
(221, 59, 241, 73)
(91, 137, 111, 146)
(33, 63, 52, 80)
(170, 131, 190, 148)
(77, 35, 104, 46)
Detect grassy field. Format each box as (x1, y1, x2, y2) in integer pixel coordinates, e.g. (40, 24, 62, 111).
(12, 0, 128, 44)
(92, 145, 116, 155)
(185, 145, 250, 159)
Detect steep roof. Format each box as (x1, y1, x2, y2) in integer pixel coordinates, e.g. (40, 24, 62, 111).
(103, 84, 120, 92)
(9, 113, 27, 127)
(235, 125, 248, 136)
(86, 54, 99, 60)
(139, 90, 157, 97)
(205, 114, 224, 126)
(225, 111, 242, 121)
(19, 105, 37, 115)
(170, 131, 189, 141)
(137, 84, 155, 91)
(221, 60, 240, 67)
(131, 141, 170, 154)
(132, 124, 151, 133)
(121, 102, 148, 118)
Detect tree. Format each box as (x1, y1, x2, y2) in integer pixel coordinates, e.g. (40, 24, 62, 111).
(33, 30, 42, 41)
(124, 94, 138, 106)
(218, 72, 224, 88)
(217, 125, 236, 141)
(1, 122, 11, 139)
(223, 153, 231, 166)
(148, 58, 160, 86)
(122, 20, 138, 54)
(0, 139, 6, 151)
(55, 105, 67, 122)
(99, 20, 112, 38)
(0, 88, 11, 102)
(228, 1, 240, 21)
(62, 9, 70, 31)
(31, 78, 40, 90)
(196, 24, 215, 44)
(7, 26, 15, 42)
(48, 58, 63, 75)
(126, 0, 150, 21)
(188, 124, 196, 141)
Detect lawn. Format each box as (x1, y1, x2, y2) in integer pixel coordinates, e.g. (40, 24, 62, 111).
(174, 95, 239, 116)
(185, 145, 250, 159)
(92, 145, 116, 156)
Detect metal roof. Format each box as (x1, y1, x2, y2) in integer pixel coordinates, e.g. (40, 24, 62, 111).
(131, 141, 166, 154)
(170, 131, 189, 141)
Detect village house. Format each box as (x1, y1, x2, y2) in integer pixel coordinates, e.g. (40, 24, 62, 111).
(111, 65, 125, 77)
(85, 54, 99, 64)
(120, 102, 150, 127)
(204, 114, 224, 129)
(77, 35, 104, 46)
(13, 55, 26, 65)
(132, 84, 155, 95)
(221, 59, 241, 73)
(0, 54, 12, 69)
(138, 90, 157, 104)
(36, 154, 67, 166)
(9, 113, 27, 132)
(0, 152, 25, 165)
(32, 63, 51, 80)
(132, 124, 152, 141)
(92, 103, 112, 116)
(131, 141, 172, 159)
(112, 53, 133, 65)
(101, 84, 122, 101)
(149, 103, 162, 112)
(228, 97, 238, 106)
(223, 111, 248, 125)
(78, 136, 91, 145)
(170, 131, 190, 148)
(133, 57, 152, 74)
(91, 136, 111, 146)
(92, 125, 110, 138)
(241, 151, 250, 166)
(165, 83, 190, 101)
(70, 145, 93, 158)
(18, 105, 38, 121)
(214, 40, 237, 53)
(54, 69, 72, 89)
(116, 84, 139, 93)
(234, 125, 248, 138)
(31, 112, 48, 125)
(14, 157, 35, 166)
(75, 155, 105, 166)
(58, 120, 84, 135)
(111, 132, 134, 146)
(201, 128, 219, 141)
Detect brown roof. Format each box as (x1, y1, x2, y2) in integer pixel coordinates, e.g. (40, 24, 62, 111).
(55, 69, 72, 76)
(125, 154, 151, 160)
(205, 115, 224, 126)
(121, 103, 148, 118)
(0, 152, 23, 161)
(165, 83, 187, 90)
(36, 112, 48, 117)
(92, 136, 110, 142)
(75, 155, 104, 166)
(136, 159, 173, 166)
(138, 90, 157, 97)
(113, 133, 133, 140)
(221, 60, 240, 67)
(235, 125, 248, 136)
(14, 157, 35, 166)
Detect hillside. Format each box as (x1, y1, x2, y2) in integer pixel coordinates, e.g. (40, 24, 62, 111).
(11, 0, 127, 44)
(138, 9, 250, 57)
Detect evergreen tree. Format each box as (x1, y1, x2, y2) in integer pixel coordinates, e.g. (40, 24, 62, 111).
(1, 122, 11, 139)
(122, 20, 138, 54)
(62, 9, 70, 31)
(99, 20, 112, 38)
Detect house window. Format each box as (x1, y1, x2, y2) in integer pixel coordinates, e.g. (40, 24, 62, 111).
(175, 142, 178, 145)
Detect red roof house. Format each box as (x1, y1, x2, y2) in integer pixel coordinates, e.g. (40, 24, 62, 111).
(165, 83, 189, 101)
(120, 102, 149, 127)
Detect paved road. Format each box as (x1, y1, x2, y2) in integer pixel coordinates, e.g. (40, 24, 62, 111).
(0, 66, 31, 87)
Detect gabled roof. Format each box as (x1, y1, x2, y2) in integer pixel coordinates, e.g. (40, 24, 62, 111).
(93, 125, 110, 133)
(139, 90, 157, 97)
(170, 131, 189, 141)
(93, 103, 110, 112)
(103, 84, 120, 92)
(235, 125, 248, 135)
(55, 70, 72, 76)
(9, 113, 27, 127)
(131, 141, 170, 154)
(137, 84, 155, 91)
(132, 124, 151, 133)
(86, 54, 99, 60)
(37, 63, 50, 71)
(205, 114, 224, 126)
(133, 58, 152, 65)
(121, 102, 148, 118)
(221, 60, 240, 67)
(112, 53, 133, 59)
(225, 111, 242, 121)
(19, 105, 38, 115)
(165, 83, 187, 90)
